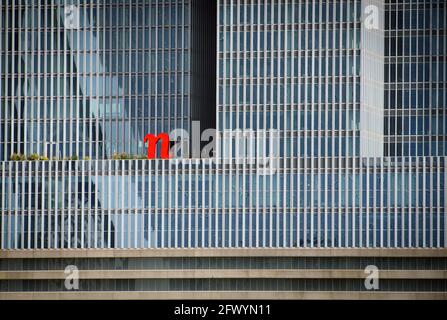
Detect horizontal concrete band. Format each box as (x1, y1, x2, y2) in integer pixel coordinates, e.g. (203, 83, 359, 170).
(0, 291, 446, 300)
(1, 248, 447, 259)
(1, 269, 446, 280)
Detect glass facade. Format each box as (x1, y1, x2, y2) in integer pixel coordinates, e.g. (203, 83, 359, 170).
(3, 256, 447, 271)
(384, 0, 447, 156)
(0, 157, 445, 249)
(217, 0, 364, 158)
(1, 0, 192, 160)
(2, 278, 446, 292)
(0, 0, 446, 252)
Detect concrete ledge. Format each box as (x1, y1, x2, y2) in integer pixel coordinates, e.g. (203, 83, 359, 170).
(1, 248, 446, 259)
(0, 291, 445, 300)
(0, 269, 446, 280)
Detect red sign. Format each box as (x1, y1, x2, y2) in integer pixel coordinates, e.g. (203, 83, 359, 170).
(144, 133, 170, 159)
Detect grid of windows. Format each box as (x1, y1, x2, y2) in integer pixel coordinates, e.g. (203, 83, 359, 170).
(2, 256, 446, 271)
(1, 279, 446, 292)
(217, 0, 364, 158)
(0, 1, 191, 160)
(1, 158, 445, 249)
(0, 1, 445, 254)
(384, 0, 447, 156)
(1, 0, 447, 300)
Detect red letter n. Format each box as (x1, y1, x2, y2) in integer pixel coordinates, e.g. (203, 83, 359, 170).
(144, 133, 170, 159)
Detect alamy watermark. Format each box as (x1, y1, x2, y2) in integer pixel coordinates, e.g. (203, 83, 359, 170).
(144, 121, 280, 175)
(64, 265, 79, 290)
(64, 5, 80, 29)
(364, 265, 379, 290)
(364, 4, 380, 30)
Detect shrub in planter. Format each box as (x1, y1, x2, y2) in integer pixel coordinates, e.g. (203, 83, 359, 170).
(10, 153, 26, 161)
(27, 153, 40, 161)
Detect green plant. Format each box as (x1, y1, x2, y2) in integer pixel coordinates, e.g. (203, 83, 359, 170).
(112, 152, 132, 160)
(39, 155, 49, 161)
(10, 153, 26, 161)
(27, 153, 40, 161)
(71, 155, 79, 160)
(82, 156, 90, 160)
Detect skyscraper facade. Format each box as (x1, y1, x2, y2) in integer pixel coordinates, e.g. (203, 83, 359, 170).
(384, 0, 446, 156)
(0, 0, 446, 299)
